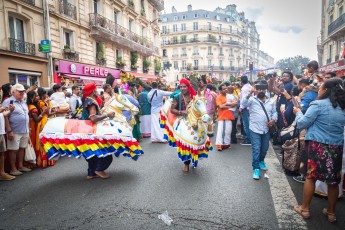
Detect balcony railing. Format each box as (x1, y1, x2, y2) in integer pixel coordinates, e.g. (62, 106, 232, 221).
(179, 65, 239, 71)
(172, 54, 179, 58)
(328, 13, 345, 35)
(162, 38, 242, 47)
(96, 58, 106, 66)
(161, 26, 243, 36)
(59, 0, 77, 20)
(63, 49, 79, 61)
(9, 38, 36, 55)
(89, 13, 158, 55)
(20, 0, 35, 6)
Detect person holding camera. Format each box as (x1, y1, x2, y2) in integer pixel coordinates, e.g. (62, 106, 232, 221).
(242, 82, 277, 180)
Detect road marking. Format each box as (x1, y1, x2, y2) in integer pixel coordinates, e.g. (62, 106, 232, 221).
(266, 144, 308, 229)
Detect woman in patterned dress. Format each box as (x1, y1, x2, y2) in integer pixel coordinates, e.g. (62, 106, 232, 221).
(293, 78, 345, 223)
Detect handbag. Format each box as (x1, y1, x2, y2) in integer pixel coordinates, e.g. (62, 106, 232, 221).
(282, 138, 301, 171)
(24, 140, 36, 164)
(280, 120, 299, 142)
(255, 98, 278, 138)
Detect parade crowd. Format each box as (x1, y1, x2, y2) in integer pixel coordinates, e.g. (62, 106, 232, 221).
(0, 60, 345, 223)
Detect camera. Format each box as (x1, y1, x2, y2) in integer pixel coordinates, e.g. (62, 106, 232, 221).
(255, 84, 268, 90)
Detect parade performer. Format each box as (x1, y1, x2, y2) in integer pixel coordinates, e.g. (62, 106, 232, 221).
(81, 83, 115, 179)
(138, 84, 152, 138)
(160, 78, 212, 172)
(39, 83, 144, 180)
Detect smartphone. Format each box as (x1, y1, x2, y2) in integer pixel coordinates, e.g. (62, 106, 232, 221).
(34, 81, 39, 86)
(10, 100, 13, 105)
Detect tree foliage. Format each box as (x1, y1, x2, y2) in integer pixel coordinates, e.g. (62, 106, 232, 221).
(275, 55, 311, 75)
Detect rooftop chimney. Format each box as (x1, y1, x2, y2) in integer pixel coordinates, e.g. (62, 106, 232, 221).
(172, 6, 177, 13)
(187, 4, 192, 11)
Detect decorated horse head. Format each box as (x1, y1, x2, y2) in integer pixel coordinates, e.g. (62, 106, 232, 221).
(39, 94, 143, 163)
(159, 95, 213, 168)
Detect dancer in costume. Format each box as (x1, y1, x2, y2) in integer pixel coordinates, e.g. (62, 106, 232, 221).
(170, 79, 197, 172)
(82, 83, 115, 179)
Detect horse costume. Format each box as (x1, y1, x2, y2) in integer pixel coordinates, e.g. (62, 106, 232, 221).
(159, 95, 213, 167)
(39, 93, 143, 161)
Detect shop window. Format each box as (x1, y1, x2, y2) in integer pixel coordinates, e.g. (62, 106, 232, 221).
(9, 73, 39, 86)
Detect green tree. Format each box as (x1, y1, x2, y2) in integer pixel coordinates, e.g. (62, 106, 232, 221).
(275, 55, 310, 75)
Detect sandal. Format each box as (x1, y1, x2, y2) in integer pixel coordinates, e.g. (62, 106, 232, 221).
(294, 205, 310, 219)
(322, 208, 337, 223)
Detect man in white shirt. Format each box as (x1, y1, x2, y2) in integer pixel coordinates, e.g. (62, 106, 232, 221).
(69, 85, 82, 119)
(239, 76, 253, 145)
(147, 82, 172, 143)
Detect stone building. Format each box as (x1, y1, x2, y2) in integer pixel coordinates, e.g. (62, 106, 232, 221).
(318, 0, 345, 74)
(160, 4, 264, 81)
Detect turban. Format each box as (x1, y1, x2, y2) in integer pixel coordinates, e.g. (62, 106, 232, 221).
(180, 78, 196, 98)
(83, 83, 96, 98)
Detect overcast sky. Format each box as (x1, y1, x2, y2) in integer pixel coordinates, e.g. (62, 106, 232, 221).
(163, 0, 322, 63)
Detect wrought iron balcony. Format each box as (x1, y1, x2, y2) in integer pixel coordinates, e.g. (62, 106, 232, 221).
(96, 58, 106, 66)
(172, 54, 179, 58)
(89, 13, 157, 56)
(9, 38, 36, 55)
(59, 0, 77, 20)
(162, 38, 243, 47)
(20, 0, 35, 6)
(63, 49, 79, 61)
(147, 0, 164, 11)
(328, 13, 345, 35)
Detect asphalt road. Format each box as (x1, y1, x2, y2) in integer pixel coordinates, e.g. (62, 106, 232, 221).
(0, 135, 344, 230)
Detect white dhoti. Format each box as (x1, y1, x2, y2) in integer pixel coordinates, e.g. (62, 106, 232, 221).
(151, 113, 166, 142)
(215, 120, 232, 149)
(315, 147, 345, 198)
(140, 115, 151, 138)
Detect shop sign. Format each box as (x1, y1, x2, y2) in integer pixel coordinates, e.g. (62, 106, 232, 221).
(57, 60, 120, 78)
(319, 59, 345, 72)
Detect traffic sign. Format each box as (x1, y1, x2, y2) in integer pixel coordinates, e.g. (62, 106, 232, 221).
(40, 40, 51, 53)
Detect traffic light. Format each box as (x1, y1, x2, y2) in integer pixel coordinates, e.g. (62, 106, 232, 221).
(249, 62, 253, 71)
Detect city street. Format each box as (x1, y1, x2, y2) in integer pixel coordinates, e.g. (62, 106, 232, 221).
(0, 136, 344, 230)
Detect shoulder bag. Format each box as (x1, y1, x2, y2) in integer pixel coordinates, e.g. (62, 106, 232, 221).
(255, 98, 278, 138)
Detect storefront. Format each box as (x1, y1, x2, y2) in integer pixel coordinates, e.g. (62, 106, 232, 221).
(0, 51, 48, 87)
(319, 59, 345, 76)
(54, 60, 120, 87)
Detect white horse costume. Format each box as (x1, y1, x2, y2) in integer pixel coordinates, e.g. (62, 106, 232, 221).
(159, 96, 212, 167)
(39, 94, 143, 161)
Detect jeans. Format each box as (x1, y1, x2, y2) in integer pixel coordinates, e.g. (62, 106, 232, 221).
(86, 155, 113, 176)
(241, 108, 251, 143)
(250, 130, 270, 169)
(231, 118, 238, 143)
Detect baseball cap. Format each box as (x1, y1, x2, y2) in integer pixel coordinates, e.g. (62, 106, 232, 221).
(12, 84, 25, 92)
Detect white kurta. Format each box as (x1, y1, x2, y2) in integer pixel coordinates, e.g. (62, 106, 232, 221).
(151, 113, 166, 142)
(140, 115, 151, 138)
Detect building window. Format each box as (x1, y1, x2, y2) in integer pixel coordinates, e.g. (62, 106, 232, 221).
(219, 47, 223, 55)
(208, 22, 212, 31)
(229, 26, 232, 33)
(339, 6, 343, 16)
(226, 17, 230, 22)
(219, 60, 223, 67)
(205, 14, 209, 18)
(193, 34, 198, 40)
(9, 72, 40, 86)
(208, 60, 212, 68)
(63, 29, 74, 49)
(216, 15, 220, 20)
(129, 19, 133, 32)
(208, 46, 212, 54)
(230, 48, 233, 55)
(9, 16, 24, 41)
(193, 22, 198, 30)
(230, 60, 233, 67)
(163, 49, 167, 57)
(181, 23, 186, 31)
(162, 26, 167, 34)
(182, 15, 186, 20)
(173, 24, 178, 32)
(181, 48, 186, 55)
(194, 13, 198, 18)
(174, 61, 178, 69)
(194, 60, 199, 67)
(330, 14, 333, 23)
(193, 46, 198, 55)
(218, 24, 222, 32)
(182, 60, 186, 69)
(162, 17, 168, 22)
(174, 15, 178, 21)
